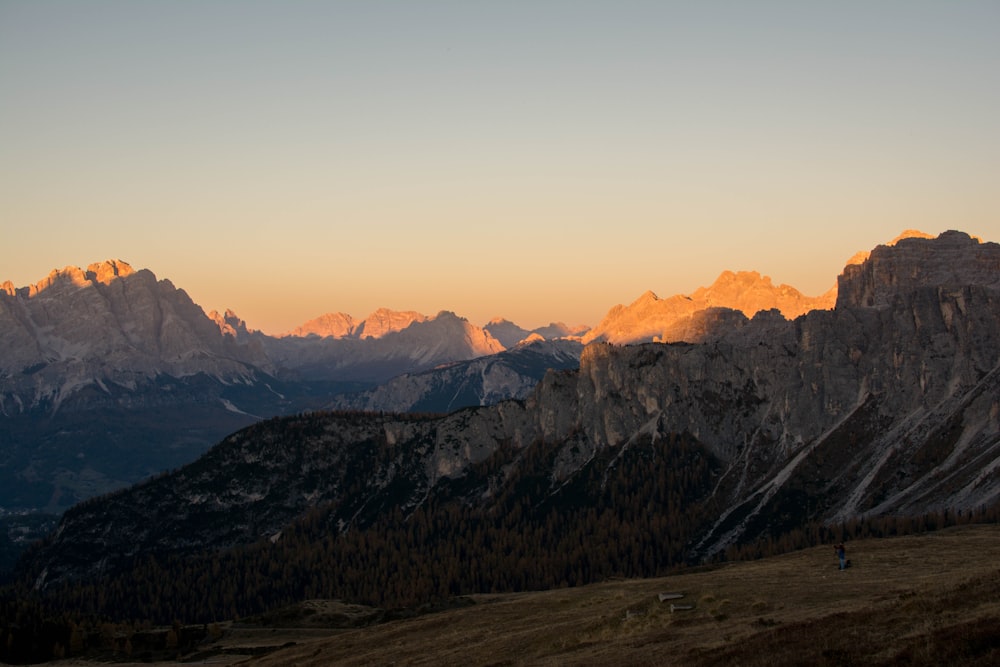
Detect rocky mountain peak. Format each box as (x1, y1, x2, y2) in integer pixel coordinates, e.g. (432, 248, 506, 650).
(890, 229, 936, 244)
(85, 259, 134, 284)
(356, 308, 429, 339)
(842, 229, 934, 269)
(29, 228, 1000, 593)
(483, 318, 529, 348)
(15, 229, 1000, 599)
(4, 260, 139, 300)
(0, 262, 274, 415)
(209, 309, 253, 338)
(636, 290, 661, 303)
(284, 309, 431, 340)
(689, 269, 834, 318)
(533, 322, 590, 339)
(584, 269, 834, 345)
(836, 230, 1000, 309)
(283, 312, 357, 338)
(483, 320, 590, 348)
(416, 311, 505, 357)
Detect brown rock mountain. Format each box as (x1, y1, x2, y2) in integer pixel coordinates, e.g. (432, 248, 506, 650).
(283, 312, 357, 338)
(583, 270, 836, 345)
(837, 229, 1000, 309)
(582, 230, 947, 346)
(0, 261, 508, 513)
(0, 260, 273, 412)
(282, 308, 430, 339)
(29, 230, 1000, 593)
(0, 229, 990, 519)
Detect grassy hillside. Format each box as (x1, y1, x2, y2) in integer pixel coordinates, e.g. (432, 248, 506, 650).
(52, 524, 995, 666)
(242, 525, 1000, 666)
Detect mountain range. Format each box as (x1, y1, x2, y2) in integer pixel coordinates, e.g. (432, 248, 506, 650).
(0, 239, 857, 519)
(15, 230, 1000, 614)
(582, 269, 835, 345)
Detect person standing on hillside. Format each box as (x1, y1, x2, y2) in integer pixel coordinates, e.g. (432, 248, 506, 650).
(834, 543, 846, 570)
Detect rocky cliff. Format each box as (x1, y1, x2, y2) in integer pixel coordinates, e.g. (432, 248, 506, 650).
(580, 230, 943, 347)
(583, 270, 836, 345)
(0, 260, 272, 416)
(0, 263, 338, 513)
(28, 231, 1000, 587)
(282, 308, 431, 339)
(484, 318, 590, 348)
(0, 267, 510, 512)
(836, 230, 1000, 309)
(260, 311, 506, 383)
(328, 338, 583, 413)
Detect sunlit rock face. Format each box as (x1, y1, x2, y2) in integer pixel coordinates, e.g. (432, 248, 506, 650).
(583, 270, 836, 346)
(0, 260, 273, 415)
(483, 317, 531, 348)
(0, 262, 286, 512)
(354, 308, 429, 339)
(30, 231, 1000, 584)
(208, 308, 255, 339)
(0, 264, 512, 514)
(841, 229, 935, 271)
(280, 308, 428, 339)
(259, 310, 506, 383)
(530, 231, 1000, 551)
(282, 312, 358, 338)
(580, 230, 953, 347)
(0, 263, 510, 416)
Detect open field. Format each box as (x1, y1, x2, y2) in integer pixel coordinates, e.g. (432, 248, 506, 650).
(54, 524, 1000, 666)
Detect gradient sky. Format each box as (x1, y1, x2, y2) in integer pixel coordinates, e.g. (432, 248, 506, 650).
(2, 1, 998, 334)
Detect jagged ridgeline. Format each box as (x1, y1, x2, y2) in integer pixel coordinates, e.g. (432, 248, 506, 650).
(17, 412, 720, 621)
(0, 259, 576, 518)
(10, 231, 1000, 628)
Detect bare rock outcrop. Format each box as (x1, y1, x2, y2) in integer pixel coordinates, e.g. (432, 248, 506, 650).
(328, 338, 583, 413)
(584, 270, 835, 345)
(836, 230, 1000, 309)
(526, 232, 1000, 553)
(0, 261, 273, 415)
(262, 311, 506, 383)
(29, 231, 1000, 585)
(283, 312, 357, 338)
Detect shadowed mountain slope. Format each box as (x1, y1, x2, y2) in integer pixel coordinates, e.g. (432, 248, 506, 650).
(21, 231, 1000, 609)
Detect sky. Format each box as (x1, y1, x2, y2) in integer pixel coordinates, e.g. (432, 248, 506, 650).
(1, 1, 998, 334)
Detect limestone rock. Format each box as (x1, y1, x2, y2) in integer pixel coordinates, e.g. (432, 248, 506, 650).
(836, 230, 1000, 309)
(484, 319, 588, 348)
(356, 308, 428, 339)
(328, 338, 583, 413)
(0, 261, 273, 415)
(584, 270, 835, 345)
(283, 312, 357, 338)
(29, 231, 1000, 585)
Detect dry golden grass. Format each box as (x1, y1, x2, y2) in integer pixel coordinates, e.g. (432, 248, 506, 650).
(53, 525, 1000, 666)
(242, 525, 1000, 666)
